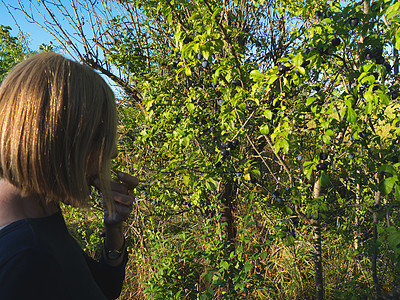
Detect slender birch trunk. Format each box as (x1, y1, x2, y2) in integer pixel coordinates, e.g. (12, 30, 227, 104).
(372, 185, 382, 297)
(313, 180, 324, 300)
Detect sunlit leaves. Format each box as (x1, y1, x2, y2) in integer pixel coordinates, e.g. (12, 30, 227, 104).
(108, 0, 400, 295)
(0, 25, 28, 82)
(250, 69, 264, 82)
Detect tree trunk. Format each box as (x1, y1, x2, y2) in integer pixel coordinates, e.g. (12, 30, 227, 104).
(372, 189, 382, 298)
(219, 180, 237, 250)
(313, 180, 324, 300)
(354, 182, 361, 251)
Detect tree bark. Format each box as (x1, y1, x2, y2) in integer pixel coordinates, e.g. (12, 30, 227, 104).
(313, 180, 324, 300)
(219, 180, 237, 251)
(372, 188, 382, 298)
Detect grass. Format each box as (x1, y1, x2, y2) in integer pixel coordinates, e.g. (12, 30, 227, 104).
(61, 197, 398, 300)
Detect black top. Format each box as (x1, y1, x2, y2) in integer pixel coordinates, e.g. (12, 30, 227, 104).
(0, 211, 127, 300)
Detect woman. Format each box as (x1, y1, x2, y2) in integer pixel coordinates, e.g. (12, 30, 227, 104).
(0, 52, 138, 299)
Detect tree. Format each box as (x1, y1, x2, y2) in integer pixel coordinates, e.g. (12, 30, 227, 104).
(8, 0, 400, 298)
(0, 25, 27, 82)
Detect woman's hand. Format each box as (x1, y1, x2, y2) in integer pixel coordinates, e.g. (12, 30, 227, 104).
(92, 171, 139, 266)
(92, 171, 139, 225)
(105, 171, 139, 225)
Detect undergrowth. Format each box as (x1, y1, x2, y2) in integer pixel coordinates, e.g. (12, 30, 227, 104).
(61, 198, 394, 300)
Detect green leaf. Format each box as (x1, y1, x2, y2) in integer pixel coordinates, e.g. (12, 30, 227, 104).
(182, 136, 190, 147)
(281, 139, 289, 154)
(395, 184, 400, 200)
(250, 70, 264, 82)
(322, 134, 331, 144)
(293, 53, 303, 67)
(344, 95, 355, 107)
(388, 231, 400, 252)
(267, 75, 278, 85)
(283, 235, 295, 246)
(286, 206, 293, 214)
(183, 175, 190, 187)
(364, 91, 374, 102)
(378, 92, 390, 105)
(235, 283, 245, 291)
(205, 178, 217, 191)
(386, 2, 400, 19)
(380, 176, 398, 195)
(346, 107, 357, 123)
(365, 101, 373, 114)
(378, 164, 396, 175)
(244, 261, 252, 273)
(264, 109, 273, 120)
(297, 66, 306, 75)
(213, 279, 224, 286)
(202, 272, 213, 284)
(396, 28, 400, 49)
(220, 261, 230, 270)
(202, 49, 210, 61)
(319, 172, 330, 187)
(260, 251, 268, 259)
(306, 96, 317, 106)
(360, 74, 375, 85)
(260, 125, 269, 135)
(303, 161, 315, 180)
(185, 65, 192, 76)
(187, 103, 195, 113)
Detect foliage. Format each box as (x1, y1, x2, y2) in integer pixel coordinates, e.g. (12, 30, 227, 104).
(10, 0, 400, 298)
(111, 0, 400, 297)
(61, 201, 104, 258)
(0, 25, 27, 82)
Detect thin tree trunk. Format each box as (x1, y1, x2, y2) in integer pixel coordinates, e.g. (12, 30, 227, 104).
(354, 0, 370, 68)
(219, 180, 237, 250)
(354, 182, 361, 251)
(372, 188, 382, 298)
(313, 180, 324, 300)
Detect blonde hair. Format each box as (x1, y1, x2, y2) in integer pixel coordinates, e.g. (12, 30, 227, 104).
(0, 52, 117, 212)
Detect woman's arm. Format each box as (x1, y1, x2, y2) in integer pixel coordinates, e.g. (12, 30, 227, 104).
(88, 171, 138, 299)
(103, 223, 125, 266)
(102, 172, 138, 265)
(83, 249, 128, 300)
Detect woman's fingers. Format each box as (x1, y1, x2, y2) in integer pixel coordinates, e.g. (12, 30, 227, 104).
(92, 171, 139, 194)
(96, 171, 139, 225)
(109, 181, 128, 194)
(112, 192, 134, 207)
(104, 192, 134, 225)
(116, 172, 139, 190)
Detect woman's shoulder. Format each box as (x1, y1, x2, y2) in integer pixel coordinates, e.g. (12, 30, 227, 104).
(0, 241, 65, 299)
(0, 216, 108, 300)
(0, 219, 63, 295)
(0, 216, 71, 299)
(0, 211, 68, 262)
(0, 218, 53, 265)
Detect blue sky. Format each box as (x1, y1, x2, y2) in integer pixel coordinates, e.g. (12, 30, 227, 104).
(1, 0, 124, 95)
(1, 1, 55, 52)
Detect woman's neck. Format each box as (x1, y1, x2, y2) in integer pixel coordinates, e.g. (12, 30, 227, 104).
(0, 179, 60, 227)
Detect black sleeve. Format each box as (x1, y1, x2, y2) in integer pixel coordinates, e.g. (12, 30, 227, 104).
(0, 249, 66, 300)
(82, 250, 128, 300)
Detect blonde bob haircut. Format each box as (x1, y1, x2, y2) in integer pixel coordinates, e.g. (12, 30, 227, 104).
(0, 52, 117, 212)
